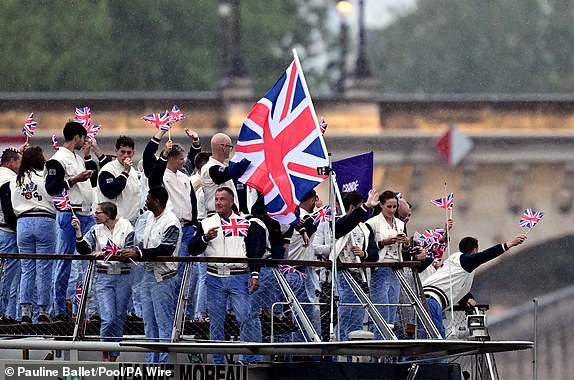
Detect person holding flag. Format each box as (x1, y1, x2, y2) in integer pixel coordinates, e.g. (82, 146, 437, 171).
(9, 147, 57, 324)
(0, 147, 24, 324)
(72, 201, 134, 362)
(422, 233, 527, 337)
(312, 190, 380, 345)
(188, 187, 265, 364)
(45, 121, 96, 322)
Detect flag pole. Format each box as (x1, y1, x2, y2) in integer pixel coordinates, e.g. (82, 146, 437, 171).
(326, 154, 338, 342)
(444, 181, 455, 336)
(292, 49, 327, 153)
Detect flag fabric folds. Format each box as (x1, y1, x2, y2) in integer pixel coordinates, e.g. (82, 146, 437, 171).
(231, 51, 329, 224)
(53, 191, 72, 211)
(221, 217, 250, 237)
(416, 228, 447, 261)
(170, 105, 186, 123)
(73, 281, 82, 305)
(143, 111, 171, 131)
(419, 228, 446, 246)
(52, 135, 59, 151)
(319, 117, 328, 135)
(102, 239, 119, 263)
(332, 152, 374, 201)
(23, 112, 37, 138)
(519, 208, 544, 229)
(431, 193, 454, 210)
(311, 205, 332, 225)
(86, 124, 101, 140)
(74, 107, 91, 128)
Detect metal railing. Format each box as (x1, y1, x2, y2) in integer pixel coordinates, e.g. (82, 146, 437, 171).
(0, 253, 441, 359)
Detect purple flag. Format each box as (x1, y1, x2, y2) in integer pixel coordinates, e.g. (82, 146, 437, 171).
(332, 152, 373, 200)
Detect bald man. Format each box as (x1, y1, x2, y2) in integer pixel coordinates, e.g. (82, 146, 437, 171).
(397, 198, 412, 224)
(201, 133, 251, 215)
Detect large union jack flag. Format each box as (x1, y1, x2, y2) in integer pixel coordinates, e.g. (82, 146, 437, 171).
(143, 111, 171, 131)
(221, 217, 250, 237)
(231, 52, 329, 224)
(53, 191, 71, 211)
(102, 239, 119, 263)
(431, 192, 454, 210)
(74, 106, 91, 128)
(23, 112, 37, 138)
(519, 208, 544, 229)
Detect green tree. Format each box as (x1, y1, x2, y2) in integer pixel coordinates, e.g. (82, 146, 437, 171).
(0, 0, 331, 93)
(372, 0, 574, 94)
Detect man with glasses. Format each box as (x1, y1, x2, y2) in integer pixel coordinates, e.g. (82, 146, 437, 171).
(201, 133, 251, 216)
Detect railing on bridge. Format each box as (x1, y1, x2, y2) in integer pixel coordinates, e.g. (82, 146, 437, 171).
(0, 253, 440, 356)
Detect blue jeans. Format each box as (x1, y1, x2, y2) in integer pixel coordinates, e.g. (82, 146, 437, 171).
(53, 212, 95, 316)
(0, 229, 19, 318)
(175, 225, 196, 318)
(130, 264, 145, 317)
(370, 267, 400, 339)
(206, 273, 262, 364)
(17, 217, 56, 311)
(93, 272, 132, 358)
(251, 267, 282, 317)
(187, 261, 207, 318)
(141, 270, 177, 363)
(426, 297, 446, 338)
(284, 270, 318, 342)
(337, 272, 365, 342)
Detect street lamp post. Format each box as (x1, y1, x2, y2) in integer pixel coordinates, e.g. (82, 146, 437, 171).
(336, 0, 352, 96)
(218, 0, 232, 82)
(229, 0, 247, 78)
(346, 0, 379, 98)
(217, 0, 253, 100)
(354, 0, 371, 78)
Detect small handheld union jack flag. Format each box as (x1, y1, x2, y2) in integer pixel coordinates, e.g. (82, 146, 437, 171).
(418, 228, 446, 246)
(170, 105, 186, 123)
(319, 117, 328, 135)
(519, 208, 544, 229)
(311, 205, 332, 225)
(431, 193, 454, 210)
(52, 135, 59, 151)
(23, 112, 37, 138)
(395, 192, 402, 200)
(53, 191, 71, 211)
(221, 217, 250, 237)
(85, 124, 101, 140)
(143, 111, 171, 131)
(74, 106, 91, 128)
(426, 242, 446, 260)
(102, 239, 119, 263)
(73, 281, 82, 305)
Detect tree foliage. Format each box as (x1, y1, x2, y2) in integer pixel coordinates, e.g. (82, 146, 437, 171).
(373, 0, 574, 94)
(0, 0, 330, 93)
